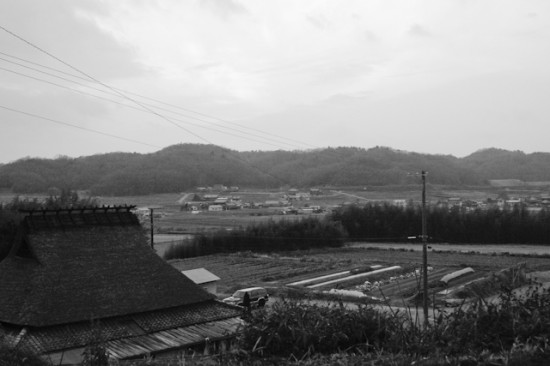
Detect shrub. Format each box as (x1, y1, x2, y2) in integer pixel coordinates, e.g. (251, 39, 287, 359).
(383, 280, 550, 356)
(239, 300, 389, 358)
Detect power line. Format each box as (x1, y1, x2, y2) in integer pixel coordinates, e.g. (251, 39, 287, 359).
(0, 50, 316, 149)
(0, 104, 160, 148)
(0, 53, 307, 150)
(0, 64, 296, 149)
(0, 24, 212, 145)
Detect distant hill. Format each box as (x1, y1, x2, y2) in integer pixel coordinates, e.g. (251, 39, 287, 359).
(1, 144, 550, 195)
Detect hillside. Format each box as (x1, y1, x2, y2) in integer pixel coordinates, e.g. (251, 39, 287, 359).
(1, 145, 550, 195)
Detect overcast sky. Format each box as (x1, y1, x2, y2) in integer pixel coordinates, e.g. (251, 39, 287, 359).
(1, 0, 550, 163)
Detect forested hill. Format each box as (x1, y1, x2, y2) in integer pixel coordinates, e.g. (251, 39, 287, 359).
(1, 145, 550, 195)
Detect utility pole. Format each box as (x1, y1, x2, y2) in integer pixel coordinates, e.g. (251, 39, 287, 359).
(149, 208, 154, 250)
(147, 205, 162, 250)
(421, 171, 429, 328)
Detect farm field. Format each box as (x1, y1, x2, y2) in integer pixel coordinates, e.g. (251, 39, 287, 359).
(169, 246, 550, 302)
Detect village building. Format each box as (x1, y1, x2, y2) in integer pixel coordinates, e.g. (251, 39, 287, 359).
(208, 205, 224, 212)
(0, 206, 242, 364)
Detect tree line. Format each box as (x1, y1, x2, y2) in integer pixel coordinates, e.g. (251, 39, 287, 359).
(331, 202, 550, 244)
(165, 202, 550, 261)
(163, 217, 347, 260)
(5, 144, 550, 196)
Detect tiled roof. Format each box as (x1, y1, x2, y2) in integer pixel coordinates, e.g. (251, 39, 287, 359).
(0, 207, 214, 327)
(43, 316, 243, 362)
(2, 300, 242, 355)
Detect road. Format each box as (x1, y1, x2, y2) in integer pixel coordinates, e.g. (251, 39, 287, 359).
(349, 242, 550, 256)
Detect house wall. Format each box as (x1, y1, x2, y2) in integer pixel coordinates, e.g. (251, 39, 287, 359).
(201, 282, 217, 295)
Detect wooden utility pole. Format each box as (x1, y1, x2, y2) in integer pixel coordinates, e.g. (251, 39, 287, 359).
(150, 208, 154, 249)
(421, 171, 429, 328)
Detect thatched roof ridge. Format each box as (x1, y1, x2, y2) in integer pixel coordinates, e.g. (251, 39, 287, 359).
(0, 207, 214, 327)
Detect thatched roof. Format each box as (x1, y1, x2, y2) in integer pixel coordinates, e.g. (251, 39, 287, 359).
(0, 207, 215, 327)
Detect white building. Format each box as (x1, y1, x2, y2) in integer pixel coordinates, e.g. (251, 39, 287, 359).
(181, 268, 221, 295)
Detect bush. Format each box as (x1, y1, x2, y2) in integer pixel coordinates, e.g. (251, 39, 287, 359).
(239, 300, 389, 358)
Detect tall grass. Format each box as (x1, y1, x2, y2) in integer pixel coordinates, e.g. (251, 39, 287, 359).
(238, 280, 550, 365)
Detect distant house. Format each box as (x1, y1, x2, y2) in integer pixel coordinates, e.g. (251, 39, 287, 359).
(0, 207, 242, 364)
(212, 184, 228, 192)
(506, 198, 522, 206)
(182, 268, 221, 295)
(214, 197, 229, 205)
(208, 205, 224, 212)
(447, 197, 462, 207)
(203, 194, 219, 201)
(264, 200, 280, 207)
(392, 199, 407, 208)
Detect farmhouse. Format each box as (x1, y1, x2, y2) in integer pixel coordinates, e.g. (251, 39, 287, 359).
(0, 207, 242, 364)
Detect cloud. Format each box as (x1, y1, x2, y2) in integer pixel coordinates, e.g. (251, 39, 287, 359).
(201, 0, 248, 18)
(306, 15, 331, 30)
(408, 24, 432, 37)
(364, 30, 378, 42)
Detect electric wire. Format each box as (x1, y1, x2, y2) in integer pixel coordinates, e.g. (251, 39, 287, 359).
(0, 65, 295, 149)
(0, 54, 305, 149)
(0, 24, 211, 145)
(0, 104, 160, 148)
(0, 50, 317, 149)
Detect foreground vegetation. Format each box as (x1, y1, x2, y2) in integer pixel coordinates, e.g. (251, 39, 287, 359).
(4, 280, 548, 365)
(128, 280, 550, 365)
